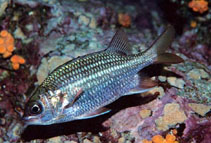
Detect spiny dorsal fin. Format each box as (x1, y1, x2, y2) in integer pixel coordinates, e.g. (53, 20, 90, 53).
(106, 29, 132, 55)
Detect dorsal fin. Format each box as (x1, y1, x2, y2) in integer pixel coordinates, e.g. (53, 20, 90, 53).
(106, 29, 132, 55)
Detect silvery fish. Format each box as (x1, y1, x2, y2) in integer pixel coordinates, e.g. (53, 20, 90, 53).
(23, 25, 183, 126)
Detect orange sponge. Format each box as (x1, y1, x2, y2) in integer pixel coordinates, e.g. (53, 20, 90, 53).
(152, 135, 165, 143)
(10, 55, 25, 70)
(118, 13, 131, 27)
(142, 130, 178, 143)
(142, 139, 153, 143)
(188, 0, 208, 14)
(0, 30, 15, 58)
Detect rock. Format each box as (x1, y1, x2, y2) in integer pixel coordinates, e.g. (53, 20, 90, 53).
(47, 56, 71, 72)
(89, 17, 96, 28)
(83, 139, 92, 143)
(158, 76, 166, 82)
(187, 69, 201, 80)
(0, 108, 6, 117)
(0, 138, 3, 143)
(61, 44, 75, 55)
(47, 136, 63, 143)
(6, 122, 23, 142)
(155, 103, 187, 131)
(0, 0, 8, 17)
(64, 141, 77, 143)
(0, 118, 6, 126)
(139, 109, 152, 119)
(25, 24, 33, 32)
(199, 69, 209, 78)
(79, 15, 90, 26)
(187, 69, 209, 80)
(110, 128, 119, 139)
(14, 27, 26, 40)
(111, 112, 140, 132)
(93, 136, 101, 143)
(118, 137, 125, 143)
(175, 79, 186, 89)
(36, 58, 49, 84)
(167, 77, 185, 89)
(188, 103, 211, 116)
(89, 42, 97, 49)
(142, 86, 165, 97)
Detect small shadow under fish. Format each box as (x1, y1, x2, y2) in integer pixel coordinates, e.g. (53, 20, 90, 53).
(21, 94, 157, 141)
(21, 64, 181, 141)
(140, 64, 182, 78)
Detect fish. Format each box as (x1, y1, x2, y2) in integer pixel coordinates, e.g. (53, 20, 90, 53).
(23, 25, 183, 126)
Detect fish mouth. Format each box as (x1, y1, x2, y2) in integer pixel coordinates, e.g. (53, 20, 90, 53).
(22, 116, 35, 122)
(22, 114, 41, 124)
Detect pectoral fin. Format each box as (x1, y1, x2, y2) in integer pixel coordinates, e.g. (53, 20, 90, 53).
(64, 88, 83, 109)
(77, 107, 111, 120)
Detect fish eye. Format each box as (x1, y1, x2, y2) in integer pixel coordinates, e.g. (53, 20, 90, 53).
(29, 102, 43, 115)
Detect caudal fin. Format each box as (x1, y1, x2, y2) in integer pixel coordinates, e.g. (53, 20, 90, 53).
(147, 25, 175, 55)
(146, 25, 183, 64)
(156, 53, 184, 64)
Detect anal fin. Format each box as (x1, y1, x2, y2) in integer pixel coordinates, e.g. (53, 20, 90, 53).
(123, 73, 157, 96)
(77, 107, 111, 120)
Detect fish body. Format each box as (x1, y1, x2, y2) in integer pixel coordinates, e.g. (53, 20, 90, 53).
(23, 25, 183, 125)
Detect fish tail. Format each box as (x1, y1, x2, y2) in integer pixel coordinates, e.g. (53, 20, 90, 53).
(143, 25, 183, 64)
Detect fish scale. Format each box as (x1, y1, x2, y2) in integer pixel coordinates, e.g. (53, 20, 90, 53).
(62, 56, 135, 104)
(41, 52, 129, 90)
(64, 69, 138, 119)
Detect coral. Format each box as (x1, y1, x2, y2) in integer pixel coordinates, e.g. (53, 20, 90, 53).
(142, 86, 165, 97)
(0, 30, 14, 58)
(187, 69, 209, 80)
(188, 103, 211, 116)
(167, 77, 186, 89)
(155, 103, 187, 131)
(188, 0, 208, 14)
(139, 109, 152, 119)
(10, 55, 26, 70)
(118, 13, 131, 27)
